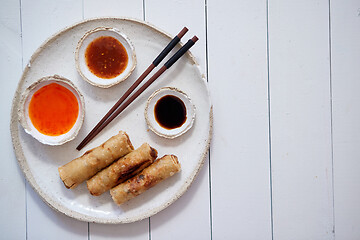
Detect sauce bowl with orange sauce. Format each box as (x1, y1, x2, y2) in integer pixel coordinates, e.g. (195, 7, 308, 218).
(75, 27, 136, 88)
(19, 75, 85, 145)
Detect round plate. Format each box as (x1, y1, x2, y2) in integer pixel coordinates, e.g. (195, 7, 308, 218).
(10, 18, 212, 224)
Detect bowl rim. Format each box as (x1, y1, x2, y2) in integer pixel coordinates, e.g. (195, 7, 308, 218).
(18, 74, 85, 145)
(145, 87, 196, 139)
(75, 27, 137, 88)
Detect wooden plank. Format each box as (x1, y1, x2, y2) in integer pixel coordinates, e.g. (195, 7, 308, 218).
(207, 0, 272, 239)
(0, 0, 26, 239)
(145, 0, 207, 70)
(331, 1, 360, 239)
(84, 1, 149, 239)
(268, 1, 334, 239)
(21, 0, 83, 63)
(20, 1, 88, 239)
(84, 0, 143, 19)
(145, 1, 211, 239)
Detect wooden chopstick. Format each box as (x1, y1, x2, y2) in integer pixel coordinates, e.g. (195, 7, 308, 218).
(76, 33, 198, 151)
(76, 27, 188, 151)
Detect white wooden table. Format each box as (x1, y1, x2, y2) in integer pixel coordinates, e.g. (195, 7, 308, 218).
(1, 0, 359, 239)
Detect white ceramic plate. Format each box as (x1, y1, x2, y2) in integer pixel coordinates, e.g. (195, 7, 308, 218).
(11, 18, 212, 224)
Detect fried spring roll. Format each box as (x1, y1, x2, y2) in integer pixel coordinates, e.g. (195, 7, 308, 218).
(110, 155, 181, 205)
(58, 131, 134, 189)
(87, 143, 158, 196)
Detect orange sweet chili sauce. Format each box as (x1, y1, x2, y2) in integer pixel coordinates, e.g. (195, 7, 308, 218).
(28, 83, 79, 136)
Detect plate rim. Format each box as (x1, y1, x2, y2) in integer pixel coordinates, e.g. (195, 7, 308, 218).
(10, 17, 213, 224)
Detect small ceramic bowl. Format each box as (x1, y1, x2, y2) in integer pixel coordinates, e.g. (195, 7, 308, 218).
(145, 87, 195, 139)
(75, 27, 136, 88)
(18, 75, 85, 145)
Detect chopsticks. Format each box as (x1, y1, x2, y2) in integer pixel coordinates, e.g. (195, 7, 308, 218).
(76, 28, 198, 150)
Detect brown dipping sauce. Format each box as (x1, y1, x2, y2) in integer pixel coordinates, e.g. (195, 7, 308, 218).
(85, 36, 128, 79)
(154, 95, 187, 130)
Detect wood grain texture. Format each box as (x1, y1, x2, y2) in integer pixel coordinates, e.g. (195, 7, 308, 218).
(0, 0, 26, 239)
(268, 1, 334, 239)
(3, 0, 360, 239)
(208, 0, 272, 239)
(21, 0, 88, 239)
(331, 1, 360, 239)
(145, 1, 211, 239)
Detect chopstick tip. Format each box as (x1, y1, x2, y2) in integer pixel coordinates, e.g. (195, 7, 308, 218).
(178, 27, 189, 38)
(192, 36, 199, 42)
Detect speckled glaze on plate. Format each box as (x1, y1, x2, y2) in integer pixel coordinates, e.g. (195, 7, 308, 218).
(10, 18, 212, 224)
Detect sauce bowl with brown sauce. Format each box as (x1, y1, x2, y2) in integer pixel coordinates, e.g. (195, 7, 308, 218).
(75, 27, 136, 88)
(145, 87, 195, 139)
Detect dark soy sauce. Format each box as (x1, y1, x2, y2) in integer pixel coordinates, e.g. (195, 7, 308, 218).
(154, 95, 187, 129)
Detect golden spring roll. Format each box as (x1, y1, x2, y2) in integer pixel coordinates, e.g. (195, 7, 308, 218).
(87, 143, 158, 196)
(110, 155, 181, 205)
(58, 131, 134, 189)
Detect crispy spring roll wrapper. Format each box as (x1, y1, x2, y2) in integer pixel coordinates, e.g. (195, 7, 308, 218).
(87, 143, 158, 196)
(58, 131, 134, 189)
(110, 155, 181, 205)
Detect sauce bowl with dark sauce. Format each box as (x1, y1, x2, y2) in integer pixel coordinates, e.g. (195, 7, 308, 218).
(145, 87, 195, 139)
